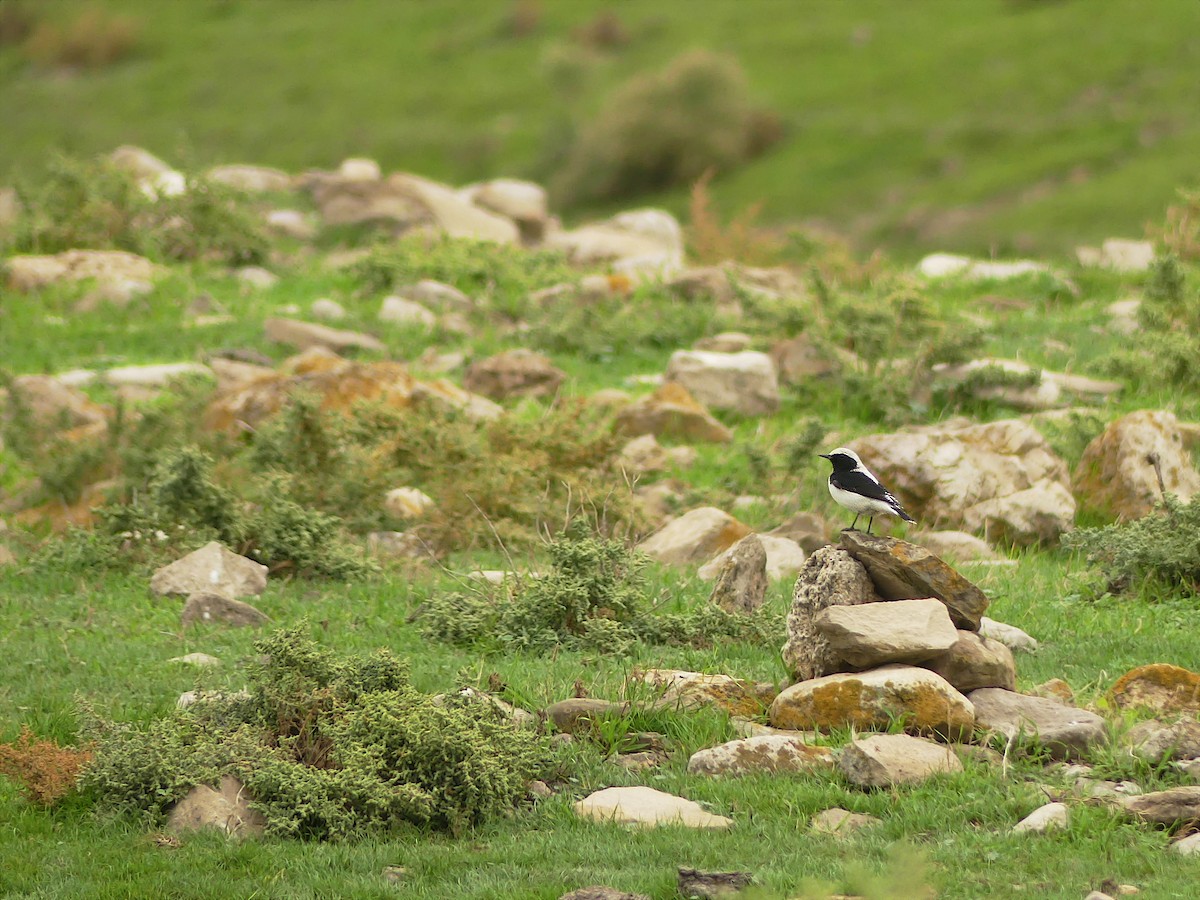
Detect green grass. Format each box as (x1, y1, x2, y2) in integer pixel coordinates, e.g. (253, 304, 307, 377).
(1, 0, 1199, 254)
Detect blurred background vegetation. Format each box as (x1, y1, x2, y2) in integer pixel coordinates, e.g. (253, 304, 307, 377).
(1, 0, 1197, 256)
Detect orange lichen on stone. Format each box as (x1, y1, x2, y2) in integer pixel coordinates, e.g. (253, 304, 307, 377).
(1109, 663, 1200, 713)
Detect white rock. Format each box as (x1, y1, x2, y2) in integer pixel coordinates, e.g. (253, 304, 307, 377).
(235, 266, 279, 290)
(698, 533, 806, 582)
(310, 298, 346, 321)
(140, 169, 187, 200)
(918, 253, 1050, 281)
(1174, 832, 1200, 856)
(665, 350, 780, 416)
(978, 617, 1038, 651)
(687, 735, 834, 776)
(337, 158, 382, 181)
(574, 786, 732, 829)
(384, 487, 435, 519)
(1106, 298, 1141, 336)
(1012, 801, 1068, 833)
(1079, 239, 1156, 273)
(206, 164, 292, 193)
(546, 208, 684, 274)
(150, 541, 268, 599)
(636, 507, 749, 566)
(814, 597, 959, 668)
(266, 209, 317, 240)
(379, 295, 437, 328)
(102, 362, 213, 387)
(838, 733, 963, 787)
(401, 280, 474, 312)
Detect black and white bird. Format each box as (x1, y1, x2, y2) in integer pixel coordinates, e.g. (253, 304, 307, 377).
(819, 447, 915, 534)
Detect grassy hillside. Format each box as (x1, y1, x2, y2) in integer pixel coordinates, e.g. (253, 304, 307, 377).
(1, 0, 1198, 254)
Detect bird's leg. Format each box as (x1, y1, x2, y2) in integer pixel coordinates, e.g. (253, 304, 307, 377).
(849, 513, 860, 531)
(866, 517, 874, 534)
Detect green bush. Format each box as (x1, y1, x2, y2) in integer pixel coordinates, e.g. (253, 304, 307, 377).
(7, 154, 268, 264)
(418, 524, 781, 651)
(1106, 255, 1200, 390)
(552, 49, 780, 204)
(1063, 493, 1200, 597)
(80, 628, 556, 838)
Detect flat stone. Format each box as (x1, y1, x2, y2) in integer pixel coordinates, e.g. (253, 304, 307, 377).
(838, 733, 963, 788)
(206, 164, 292, 193)
(926, 630, 1017, 692)
(1123, 719, 1200, 763)
(6, 249, 163, 291)
(378, 295, 437, 328)
(181, 592, 269, 628)
(574, 786, 732, 829)
(1027, 678, 1074, 704)
(384, 487, 435, 520)
(1121, 786, 1200, 825)
(814, 598, 959, 668)
(1109, 664, 1200, 714)
(978, 617, 1039, 652)
(838, 532, 990, 630)
(545, 698, 630, 734)
(150, 542, 268, 599)
(463, 349, 566, 400)
(771, 665, 974, 739)
(676, 868, 755, 900)
(810, 807, 881, 836)
(1012, 802, 1068, 833)
(782, 547, 878, 682)
(559, 888, 650, 900)
(264, 317, 385, 354)
(169, 653, 221, 667)
(637, 507, 751, 567)
(687, 735, 835, 777)
(166, 775, 266, 838)
(969, 688, 1108, 760)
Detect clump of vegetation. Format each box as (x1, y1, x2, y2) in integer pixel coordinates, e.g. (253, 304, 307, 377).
(23, 5, 141, 69)
(0, 727, 92, 807)
(552, 49, 781, 204)
(79, 628, 557, 838)
(418, 523, 780, 652)
(351, 235, 577, 319)
(1064, 493, 1200, 597)
(7, 154, 268, 264)
(1107, 255, 1200, 390)
(1154, 188, 1200, 262)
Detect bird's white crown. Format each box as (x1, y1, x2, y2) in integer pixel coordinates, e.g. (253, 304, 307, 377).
(825, 447, 863, 465)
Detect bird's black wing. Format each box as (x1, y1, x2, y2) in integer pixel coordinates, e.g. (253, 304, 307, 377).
(829, 470, 893, 502)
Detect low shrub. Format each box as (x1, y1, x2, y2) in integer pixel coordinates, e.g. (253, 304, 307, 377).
(8, 154, 268, 264)
(1106, 255, 1200, 390)
(1153, 188, 1200, 262)
(1064, 493, 1200, 598)
(418, 524, 780, 652)
(552, 49, 780, 205)
(0, 727, 92, 807)
(80, 628, 557, 838)
(23, 5, 140, 69)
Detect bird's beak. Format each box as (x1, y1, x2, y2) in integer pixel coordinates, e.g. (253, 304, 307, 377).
(818, 454, 830, 460)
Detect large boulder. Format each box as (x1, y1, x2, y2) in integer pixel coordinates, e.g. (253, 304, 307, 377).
(1108, 664, 1200, 714)
(1073, 410, 1200, 521)
(782, 547, 877, 682)
(968, 688, 1108, 760)
(664, 350, 780, 417)
(850, 419, 1076, 545)
(613, 382, 732, 444)
(699, 533, 806, 583)
(814, 598, 959, 668)
(770, 665, 975, 739)
(630, 668, 768, 718)
(463, 349, 566, 400)
(1121, 787, 1200, 826)
(838, 532, 990, 630)
(637, 507, 750, 567)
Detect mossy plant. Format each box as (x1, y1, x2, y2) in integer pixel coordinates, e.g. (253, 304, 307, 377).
(79, 627, 557, 839)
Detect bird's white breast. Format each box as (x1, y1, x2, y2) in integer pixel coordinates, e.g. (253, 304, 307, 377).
(828, 481, 898, 516)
